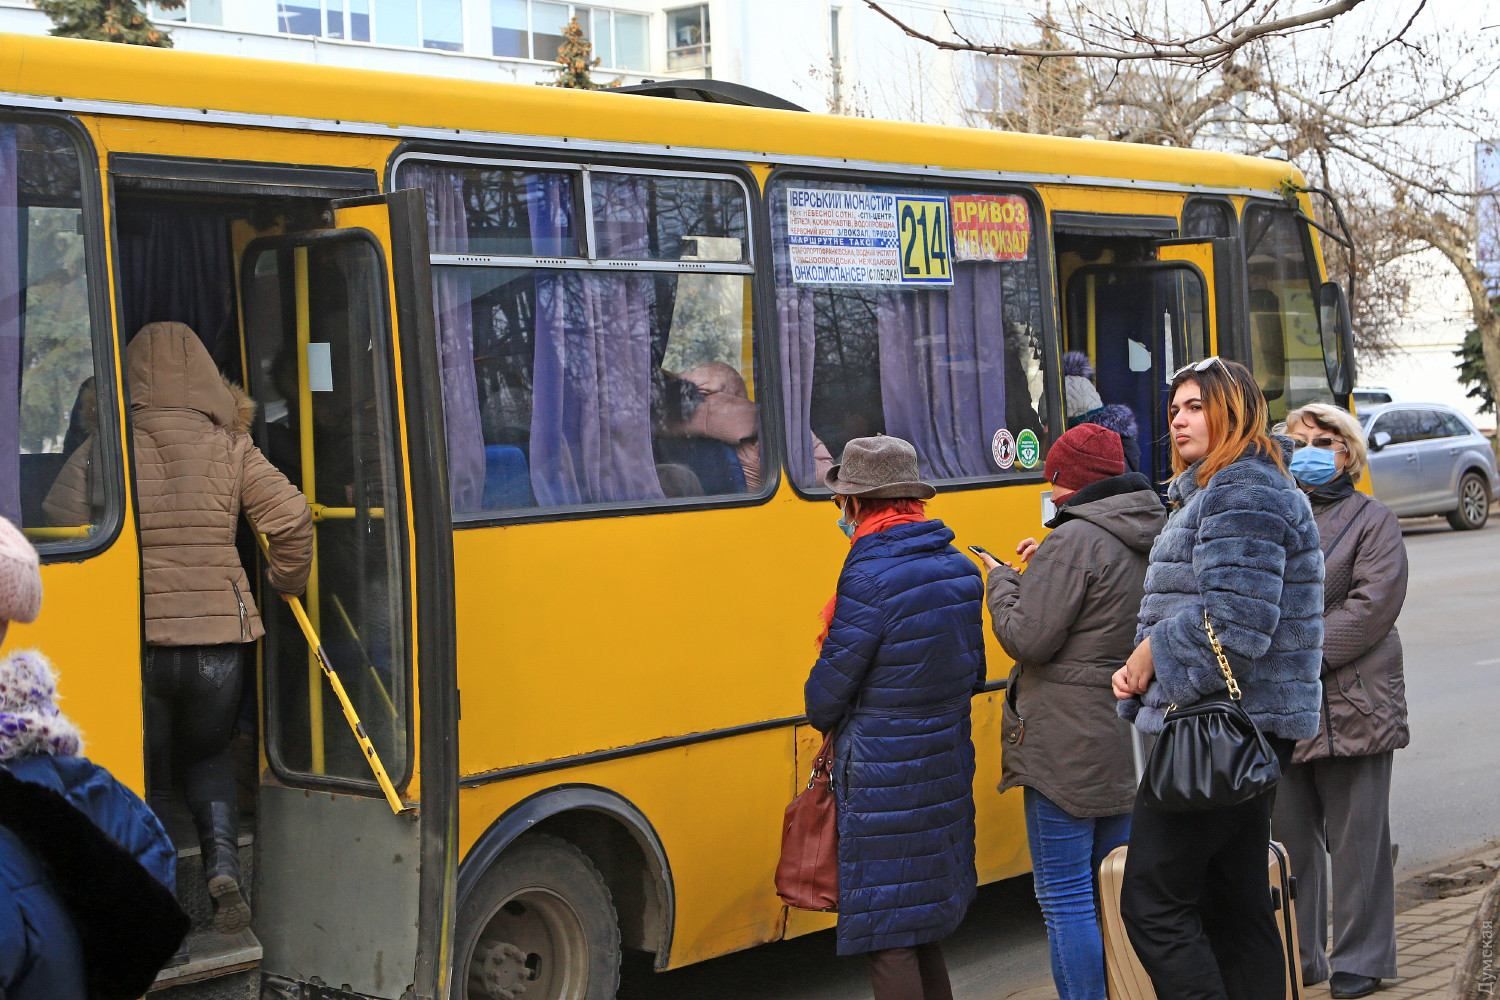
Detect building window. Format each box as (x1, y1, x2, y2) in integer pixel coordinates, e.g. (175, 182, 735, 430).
(666, 4, 709, 73)
(490, 1, 648, 70)
(147, 0, 223, 24)
(275, 0, 464, 52)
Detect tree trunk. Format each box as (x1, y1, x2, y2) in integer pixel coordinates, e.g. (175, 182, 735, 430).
(1450, 876, 1500, 998)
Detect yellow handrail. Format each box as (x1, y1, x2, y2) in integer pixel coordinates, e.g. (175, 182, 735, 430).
(21, 525, 93, 541)
(309, 503, 385, 522)
(259, 535, 407, 814)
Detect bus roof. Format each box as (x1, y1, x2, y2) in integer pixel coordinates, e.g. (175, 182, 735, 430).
(0, 32, 1303, 194)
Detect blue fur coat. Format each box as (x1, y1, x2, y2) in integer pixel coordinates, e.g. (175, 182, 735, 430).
(1121, 441, 1325, 740)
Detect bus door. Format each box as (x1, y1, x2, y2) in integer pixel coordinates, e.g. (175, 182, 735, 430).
(1063, 259, 1212, 486)
(238, 190, 456, 1000)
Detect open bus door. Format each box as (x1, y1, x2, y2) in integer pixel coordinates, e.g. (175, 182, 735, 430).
(237, 190, 457, 1000)
(1062, 255, 1214, 487)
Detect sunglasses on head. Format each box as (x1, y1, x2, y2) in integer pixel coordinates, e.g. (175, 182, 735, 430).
(1171, 356, 1230, 380)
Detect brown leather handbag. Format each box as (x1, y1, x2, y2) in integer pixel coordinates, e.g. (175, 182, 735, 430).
(774, 731, 839, 911)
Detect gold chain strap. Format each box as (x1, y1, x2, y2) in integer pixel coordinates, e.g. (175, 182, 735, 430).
(1203, 609, 1242, 701)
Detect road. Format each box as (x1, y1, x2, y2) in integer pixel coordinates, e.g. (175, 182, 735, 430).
(620, 516, 1500, 999)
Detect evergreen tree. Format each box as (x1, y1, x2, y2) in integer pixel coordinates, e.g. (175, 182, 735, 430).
(36, 0, 182, 47)
(1455, 323, 1495, 416)
(550, 17, 614, 90)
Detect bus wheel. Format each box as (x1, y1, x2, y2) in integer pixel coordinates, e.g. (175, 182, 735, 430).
(456, 833, 621, 1000)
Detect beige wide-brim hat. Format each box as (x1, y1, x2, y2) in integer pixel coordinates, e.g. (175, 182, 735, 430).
(824, 435, 937, 500)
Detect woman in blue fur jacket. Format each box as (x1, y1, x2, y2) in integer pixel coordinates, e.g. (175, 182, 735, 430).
(1111, 358, 1323, 1000)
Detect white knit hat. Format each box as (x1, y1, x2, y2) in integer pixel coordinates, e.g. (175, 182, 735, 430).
(1064, 374, 1104, 420)
(0, 516, 42, 625)
(0, 650, 83, 760)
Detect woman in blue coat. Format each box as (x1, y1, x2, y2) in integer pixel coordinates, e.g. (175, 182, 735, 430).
(1112, 359, 1324, 999)
(805, 436, 987, 1000)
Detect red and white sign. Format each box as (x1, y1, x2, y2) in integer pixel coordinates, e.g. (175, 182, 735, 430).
(949, 195, 1031, 262)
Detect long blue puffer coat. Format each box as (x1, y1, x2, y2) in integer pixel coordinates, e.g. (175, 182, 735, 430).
(0, 754, 178, 1000)
(1121, 441, 1325, 741)
(804, 519, 986, 956)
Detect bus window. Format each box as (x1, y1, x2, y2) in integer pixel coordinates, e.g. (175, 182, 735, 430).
(395, 159, 761, 514)
(767, 177, 1051, 490)
(1, 121, 113, 548)
(1183, 197, 1236, 239)
(1243, 202, 1325, 422)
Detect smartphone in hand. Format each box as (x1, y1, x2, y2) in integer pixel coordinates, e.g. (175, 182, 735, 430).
(966, 544, 994, 560)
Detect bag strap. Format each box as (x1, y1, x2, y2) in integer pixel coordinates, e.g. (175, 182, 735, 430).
(1202, 609, 1243, 701)
(807, 731, 837, 789)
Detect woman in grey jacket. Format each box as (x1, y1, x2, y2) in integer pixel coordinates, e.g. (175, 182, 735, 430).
(981, 423, 1164, 999)
(1112, 358, 1324, 1000)
(1272, 403, 1409, 1000)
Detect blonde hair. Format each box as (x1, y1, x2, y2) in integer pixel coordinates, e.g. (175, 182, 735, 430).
(1284, 402, 1367, 481)
(1169, 359, 1287, 485)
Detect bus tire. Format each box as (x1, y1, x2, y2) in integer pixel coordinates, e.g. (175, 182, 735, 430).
(455, 833, 622, 1000)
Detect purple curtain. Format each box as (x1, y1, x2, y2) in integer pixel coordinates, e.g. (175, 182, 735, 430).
(876, 264, 1007, 479)
(407, 164, 486, 513)
(529, 175, 663, 505)
(1, 126, 20, 524)
(776, 286, 819, 489)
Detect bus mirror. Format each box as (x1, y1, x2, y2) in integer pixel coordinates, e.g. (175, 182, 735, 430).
(1318, 281, 1355, 398)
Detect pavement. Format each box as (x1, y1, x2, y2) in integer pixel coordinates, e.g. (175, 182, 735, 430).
(1003, 843, 1500, 1000)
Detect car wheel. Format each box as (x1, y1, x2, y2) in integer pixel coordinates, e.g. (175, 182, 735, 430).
(1447, 471, 1491, 531)
(455, 834, 621, 1000)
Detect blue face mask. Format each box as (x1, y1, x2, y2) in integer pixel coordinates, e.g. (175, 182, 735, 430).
(1289, 446, 1339, 485)
(837, 515, 857, 539)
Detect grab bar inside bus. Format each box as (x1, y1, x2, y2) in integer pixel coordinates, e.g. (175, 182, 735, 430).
(255, 533, 408, 815)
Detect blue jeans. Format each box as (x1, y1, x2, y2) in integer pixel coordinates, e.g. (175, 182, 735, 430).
(1024, 786, 1132, 1000)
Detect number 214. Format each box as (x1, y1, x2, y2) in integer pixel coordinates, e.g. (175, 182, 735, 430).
(901, 203, 949, 278)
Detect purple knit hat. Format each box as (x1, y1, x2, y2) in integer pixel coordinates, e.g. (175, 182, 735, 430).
(0, 650, 83, 761)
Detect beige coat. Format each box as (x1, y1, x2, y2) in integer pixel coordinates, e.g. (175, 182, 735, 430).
(46, 322, 312, 646)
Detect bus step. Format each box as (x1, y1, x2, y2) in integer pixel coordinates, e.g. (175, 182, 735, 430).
(149, 926, 261, 999)
(173, 832, 255, 932)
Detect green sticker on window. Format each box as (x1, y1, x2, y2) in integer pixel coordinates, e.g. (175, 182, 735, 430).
(1016, 429, 1041, 470)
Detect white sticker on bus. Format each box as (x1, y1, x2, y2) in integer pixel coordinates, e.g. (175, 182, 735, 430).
(992, 428, 1016, 470)
(785, 188, 953, 287)
(306, 342, 334, 392)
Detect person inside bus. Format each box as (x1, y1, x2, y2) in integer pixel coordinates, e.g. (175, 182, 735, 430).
(1113, 358, 1323, 998)
(1062, 351, 1142, 473)
(1272, 403, 1408, 999)
(0, 514, 189, 998)
(46, 322, 313, 935)
(805, 435, 986, 1000)
(976, 423, 1164, 1000)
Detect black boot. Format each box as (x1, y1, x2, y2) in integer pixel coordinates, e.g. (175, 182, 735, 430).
(192, 799, 250, 934)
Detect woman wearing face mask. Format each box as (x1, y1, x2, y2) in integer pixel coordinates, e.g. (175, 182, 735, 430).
(805, 435, 987, 1000)
(1272, 404, 1409, 1000)
(1112, 358, 1324, 999)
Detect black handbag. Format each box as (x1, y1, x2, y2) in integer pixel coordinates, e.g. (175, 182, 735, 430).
(1140, 610, 1281, 812)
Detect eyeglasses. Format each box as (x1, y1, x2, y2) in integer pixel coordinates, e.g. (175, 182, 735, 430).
(1291, 436, 1346, 452)
(1171, 355, 1230, 380)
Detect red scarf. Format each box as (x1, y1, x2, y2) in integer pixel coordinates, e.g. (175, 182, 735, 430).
(816, 502, 928, 646)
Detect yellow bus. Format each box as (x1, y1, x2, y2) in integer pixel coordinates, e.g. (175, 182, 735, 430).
(0, 33, 1354, 1000)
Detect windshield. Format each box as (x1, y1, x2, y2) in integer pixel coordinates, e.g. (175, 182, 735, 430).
(1242, 203, 1327, 423)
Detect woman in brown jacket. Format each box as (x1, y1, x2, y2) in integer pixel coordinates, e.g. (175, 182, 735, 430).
(47, 322, 312, 933)
(1272, 402, 1409, 1000)
(979, 424, 1164, 999)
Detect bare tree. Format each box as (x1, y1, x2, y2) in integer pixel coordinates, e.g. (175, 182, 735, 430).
(906, 1, 1498, 392)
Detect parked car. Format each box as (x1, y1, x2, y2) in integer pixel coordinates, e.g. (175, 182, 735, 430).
(1358, 402, 1498, 530)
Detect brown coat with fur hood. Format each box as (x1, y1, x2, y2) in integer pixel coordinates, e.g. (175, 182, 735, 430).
(46, 323, 312, 645)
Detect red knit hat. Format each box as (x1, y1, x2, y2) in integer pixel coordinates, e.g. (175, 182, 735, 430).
(1045, 423, 1126, 492)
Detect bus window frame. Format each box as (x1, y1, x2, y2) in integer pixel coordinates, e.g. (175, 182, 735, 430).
(1181, 195, 1238, 239)
(761, 165, 1060, 500)
(239, 228, 418, 799)
(12, 112, 126, 563)
(386, 144, 780, 526)
(1240, 197, 1327, 400)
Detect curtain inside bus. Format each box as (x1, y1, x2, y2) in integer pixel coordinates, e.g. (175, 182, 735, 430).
(1, 125, 19, 523)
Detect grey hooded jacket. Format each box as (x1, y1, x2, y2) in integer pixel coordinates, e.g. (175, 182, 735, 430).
(986, 473, 1165, 817)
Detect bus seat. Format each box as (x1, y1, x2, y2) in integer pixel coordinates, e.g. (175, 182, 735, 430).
(482, 444, 535, 509)
(653, 438, 745, 496)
